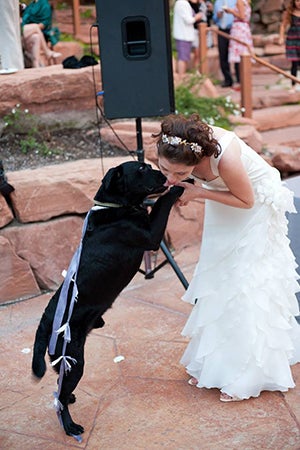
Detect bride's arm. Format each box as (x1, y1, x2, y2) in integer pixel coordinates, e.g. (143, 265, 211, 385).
(177, 138, 255, 209)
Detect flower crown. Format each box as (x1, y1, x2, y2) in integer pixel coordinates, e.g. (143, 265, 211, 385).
(161, 133, 203, 154)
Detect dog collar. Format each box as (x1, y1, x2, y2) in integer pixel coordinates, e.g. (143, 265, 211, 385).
(93, 199, 122, 208)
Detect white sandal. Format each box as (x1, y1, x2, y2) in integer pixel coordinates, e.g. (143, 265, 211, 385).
(47, 51, 62, 61)
(220, 392, 243, 402)
(188, 377, 198, 386)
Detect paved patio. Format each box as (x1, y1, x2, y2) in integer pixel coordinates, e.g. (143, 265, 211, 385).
(1, 242, 300, 449)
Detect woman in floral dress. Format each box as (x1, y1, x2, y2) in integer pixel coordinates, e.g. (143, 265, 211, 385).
(223, 0, 253, 89)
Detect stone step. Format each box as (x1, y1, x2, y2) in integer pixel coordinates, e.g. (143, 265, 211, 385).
(260, 125, 300, 147)
(253, 104, 300, 131)
(0, 63, 299, 139)
(260, 125, 300, 174)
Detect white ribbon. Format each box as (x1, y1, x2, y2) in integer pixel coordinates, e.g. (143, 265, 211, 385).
(56, 322, 71, 343)
(51, 355, 77, 373)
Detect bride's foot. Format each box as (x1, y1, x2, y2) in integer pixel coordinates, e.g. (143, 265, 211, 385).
(220, 392, 243, 402)
(188, 377, 198, 386)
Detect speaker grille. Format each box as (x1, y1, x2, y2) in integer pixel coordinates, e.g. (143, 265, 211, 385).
(95, 0, 175, 119)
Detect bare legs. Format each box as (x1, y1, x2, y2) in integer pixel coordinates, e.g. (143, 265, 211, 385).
(177, 59, 188, 81)
(22, 23, 61, 67)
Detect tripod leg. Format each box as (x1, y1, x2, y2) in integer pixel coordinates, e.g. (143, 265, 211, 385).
(143, 251, 154, 279)
(160, 240, 189, 289)
(139, 240, 189, 288)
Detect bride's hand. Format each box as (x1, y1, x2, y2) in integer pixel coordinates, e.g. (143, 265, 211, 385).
(175, 181, 205, 206)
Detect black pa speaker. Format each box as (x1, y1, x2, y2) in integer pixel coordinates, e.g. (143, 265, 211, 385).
(95, 0, 175, 119)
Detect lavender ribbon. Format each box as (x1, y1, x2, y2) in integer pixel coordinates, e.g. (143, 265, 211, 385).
(48, 210, 91, 355)
(47, 209, 92, 443)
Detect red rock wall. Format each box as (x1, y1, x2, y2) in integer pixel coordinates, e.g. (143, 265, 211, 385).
(0, 64, 101, 117)
(0, 156, 204, 304)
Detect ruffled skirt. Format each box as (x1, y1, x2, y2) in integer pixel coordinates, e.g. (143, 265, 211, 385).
(180, 174, 300, 399)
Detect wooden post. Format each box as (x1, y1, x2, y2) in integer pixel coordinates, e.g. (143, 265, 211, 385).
(199, 22, 208, 75)
(240, 54, 252, 118)
(72, 0, 80, 38)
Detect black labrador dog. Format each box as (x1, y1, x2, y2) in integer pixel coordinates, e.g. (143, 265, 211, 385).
(32, 161, 183, 439)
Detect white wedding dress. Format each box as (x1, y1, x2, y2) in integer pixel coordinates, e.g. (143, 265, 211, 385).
(180, 130, 300, 399)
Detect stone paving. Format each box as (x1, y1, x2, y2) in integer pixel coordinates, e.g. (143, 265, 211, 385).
(1, 243, 300, 449)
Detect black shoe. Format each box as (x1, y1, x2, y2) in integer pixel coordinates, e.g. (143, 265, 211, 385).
(221, 81, 233, 88)
(62, 55, 81, 69)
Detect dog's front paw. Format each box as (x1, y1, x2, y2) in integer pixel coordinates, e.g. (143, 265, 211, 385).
(168, 178, 194, 198)
(93, 315, 105, 328)
(168, 185, 184, 197)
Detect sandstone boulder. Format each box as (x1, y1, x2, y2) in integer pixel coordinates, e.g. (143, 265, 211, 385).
(7, 158, 125, 223)
(100, 121, 160, 165)
(0, 196, 13, 228)
(272, 148, 300, 173)
(253, 104, 300, 131)
(167, 200, 205, 252)
(0, 64, 101, 116)
(233, 125, 263, 153)
(0, 155, 204, 303)
(51, 41, 84, 64)
(1, 216, 84, 290)
(0, 236, 40, 303)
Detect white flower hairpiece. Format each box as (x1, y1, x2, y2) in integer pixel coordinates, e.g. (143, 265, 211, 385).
(161, 133, 203, 154)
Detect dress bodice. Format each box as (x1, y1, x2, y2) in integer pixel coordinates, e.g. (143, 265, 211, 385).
(195, 131, 280, 192)
(291, 14, 300, 29)
(233, 0, 251, 23)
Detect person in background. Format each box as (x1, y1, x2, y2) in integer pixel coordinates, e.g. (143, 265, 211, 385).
(279, 0, 300, 92)
(224, 0, 254, 90)
(206, 0, 213, 26)
(155, 112, 300, 402)
(213, 0, 236, 87)
(205, 0, 214, 48)
(0, 0, 24, 71)
(22, 22, 61, 67)
(21, 0, 61, 68)
(189, 0, 205, 69)
(22, 0, 52, 37)
(198, 0, 214, 49)
(198, 0, 208, 23)
(173, 0, 202, 80)
(189, 0, 200, 69)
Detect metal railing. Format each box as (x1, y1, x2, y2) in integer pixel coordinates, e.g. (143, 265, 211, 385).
(198, 22, 300, 118)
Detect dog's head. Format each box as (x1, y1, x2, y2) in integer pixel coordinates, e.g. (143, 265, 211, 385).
(94, 161, 167, 207)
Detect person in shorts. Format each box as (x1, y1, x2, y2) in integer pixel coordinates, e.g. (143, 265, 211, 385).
(173, 0, 202, 79)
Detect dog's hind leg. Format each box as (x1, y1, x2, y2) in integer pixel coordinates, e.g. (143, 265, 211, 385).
(32, 316, 51, 378)
(55, 340, 86, 437)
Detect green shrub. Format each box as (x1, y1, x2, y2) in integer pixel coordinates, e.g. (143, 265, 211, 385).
(175, 76, 241, 129)
(3, 104, 38, 135)
(2, 104, 57, 156)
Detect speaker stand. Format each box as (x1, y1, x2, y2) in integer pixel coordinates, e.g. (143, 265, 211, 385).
(135, 118, 189, 290)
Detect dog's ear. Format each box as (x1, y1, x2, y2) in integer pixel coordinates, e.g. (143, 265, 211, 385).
(94, 165, 124, 203)
(102, 165, 123, 191)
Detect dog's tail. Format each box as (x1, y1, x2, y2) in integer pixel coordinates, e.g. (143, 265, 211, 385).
(32, 315, 50, 379)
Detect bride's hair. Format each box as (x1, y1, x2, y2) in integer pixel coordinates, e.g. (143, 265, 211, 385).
(154, 113, 221, 166)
